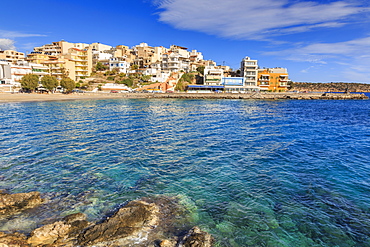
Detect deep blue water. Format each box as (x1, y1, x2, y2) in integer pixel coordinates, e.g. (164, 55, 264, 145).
(1, 98, 370, 246)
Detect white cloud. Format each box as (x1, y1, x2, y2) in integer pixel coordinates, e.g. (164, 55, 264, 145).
(266, 37, 370, 82)
(153, 0, 369, 40)
(0, 39, 16, 50)
(0, 30, 46, 39)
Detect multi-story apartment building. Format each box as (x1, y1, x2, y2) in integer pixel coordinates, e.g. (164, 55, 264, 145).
(0, 61, 12, 85)
(114, 45, 136, 64)
(33, 41, 78, 56)
(41, 56, 73, 80)
(258, 67, 289, 92)
(64, 48, 93, 81)
(204, 65, 224, 85)
(109, 58, 130, 74)
(0, 50, 25, 63)
(240, 56, 258, 87)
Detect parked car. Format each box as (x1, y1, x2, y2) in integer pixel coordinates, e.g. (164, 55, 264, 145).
(110, 90, 119, 93)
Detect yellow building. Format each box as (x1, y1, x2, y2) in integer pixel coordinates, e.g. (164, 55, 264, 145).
(0, 50, 25, 63)
(258, 68, 289, 92)
(41, 56, 74, 81)
(65, 48, 93, 81)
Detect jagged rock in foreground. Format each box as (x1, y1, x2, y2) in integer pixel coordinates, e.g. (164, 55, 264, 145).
(0, 191, 44, 215)
(0, 194, 214, 247)
(78, 200, 159, 246)
(27, 213, 89, 246)
(0, 232, 29, 247)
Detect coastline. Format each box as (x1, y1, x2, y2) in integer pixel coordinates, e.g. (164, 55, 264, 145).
(0, 91, 368, 103)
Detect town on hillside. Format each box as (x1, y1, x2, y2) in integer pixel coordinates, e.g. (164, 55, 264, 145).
(1, 40, 291, 93)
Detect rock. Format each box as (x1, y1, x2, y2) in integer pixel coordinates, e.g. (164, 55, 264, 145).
(0, 191, 44, 215)
(27, 213, 89, 246)
(0, 232, 29, 247)
(179, 226, 214, 247)
(27, 221, 71, 246)
(78, 200, 159, 246)
(159, 239, 177, 247)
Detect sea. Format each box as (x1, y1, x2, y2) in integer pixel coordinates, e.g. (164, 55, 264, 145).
(0, 96, 370, 246)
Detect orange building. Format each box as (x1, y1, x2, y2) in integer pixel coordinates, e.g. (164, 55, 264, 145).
(258, 68, 289, 92)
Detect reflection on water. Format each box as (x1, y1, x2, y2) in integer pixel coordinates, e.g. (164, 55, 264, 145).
(1, 99, 370, 246)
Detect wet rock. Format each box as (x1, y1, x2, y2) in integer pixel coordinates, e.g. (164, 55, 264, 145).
(159, 239, 177, 247)
(178, 226, 214, 247)
(27, 213, 89, 246)
(0, 191, 44, 215)
(0, 232, 29, 247)
(78, 200, 159, 246)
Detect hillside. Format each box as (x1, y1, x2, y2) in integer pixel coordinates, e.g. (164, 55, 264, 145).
(290, 82, 370, 92)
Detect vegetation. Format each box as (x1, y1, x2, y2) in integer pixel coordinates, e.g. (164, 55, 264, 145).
(175, 73, 195, 91)
(41, 75, 58, 92)
(290, 82, 370, 92)
(20, 74, 39, 92)
(120, 79, 134, 87)
(196, 66, 205, 75)
(95, 62, 109, 71)
(60, 78, 76, 93)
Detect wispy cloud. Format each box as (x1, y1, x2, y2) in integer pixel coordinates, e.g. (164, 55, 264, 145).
(0, 39, 16, 50)
(266, 36, 370, 63)
(153, 0, 369, 40)
(266, 37, 370, 82)
(0, 30, 46, 39)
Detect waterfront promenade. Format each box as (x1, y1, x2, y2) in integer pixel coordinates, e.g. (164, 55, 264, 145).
(0, 92, 367, 103)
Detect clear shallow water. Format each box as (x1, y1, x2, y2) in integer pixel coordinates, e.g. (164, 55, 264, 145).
(1, 98, 370, 246)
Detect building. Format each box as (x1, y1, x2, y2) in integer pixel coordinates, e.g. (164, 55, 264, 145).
(109, 58, 130, 74)
(0, 50, 25, 63)
(240, 56, 258, 87)
(0, 61, 14, 92)
(258, 67, 289, 92)
(204, 66, 224, 85)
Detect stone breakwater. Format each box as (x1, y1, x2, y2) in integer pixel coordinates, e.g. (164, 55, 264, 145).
(121, 92, 369, 100)
(0, 191, 214, 247)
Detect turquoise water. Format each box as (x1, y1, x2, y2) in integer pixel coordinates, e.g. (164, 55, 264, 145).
(1, 98, 370, 246)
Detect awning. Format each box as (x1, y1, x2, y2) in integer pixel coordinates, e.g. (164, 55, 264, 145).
(187, 85, 224, 89)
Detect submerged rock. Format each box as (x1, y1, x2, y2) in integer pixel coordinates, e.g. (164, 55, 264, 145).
(0, 191, 44, 215)
(178, 226, 214, 247)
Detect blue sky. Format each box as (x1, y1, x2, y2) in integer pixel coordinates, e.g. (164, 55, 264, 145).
(1, 0, 370, 83)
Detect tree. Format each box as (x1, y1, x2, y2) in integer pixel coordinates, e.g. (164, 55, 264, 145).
(96, 62, 109, 71)
(20, 74, 39, 92)
(196, 66, 205, 75)
(41, 75, 58, 92)
(60, 78, 76, 93)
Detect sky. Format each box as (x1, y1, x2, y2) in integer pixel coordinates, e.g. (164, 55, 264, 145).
(1, 0, 370, 83)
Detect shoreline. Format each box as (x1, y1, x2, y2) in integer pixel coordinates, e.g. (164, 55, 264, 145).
(0, 92, 368, 103)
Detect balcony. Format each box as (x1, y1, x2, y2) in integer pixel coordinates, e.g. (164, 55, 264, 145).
(76, 68, 87, 72)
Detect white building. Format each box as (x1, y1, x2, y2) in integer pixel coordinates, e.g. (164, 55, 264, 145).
(204, 66, 224, 85)
(109, 58, 130, 73)
(0, 61, 21, 92)
(240, 56, 258, 87)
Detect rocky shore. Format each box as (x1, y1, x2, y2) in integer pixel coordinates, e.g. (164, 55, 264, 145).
(0, 91, 368, 103)
(0, 191, 214, 247)
(120, 92, 368, 100)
